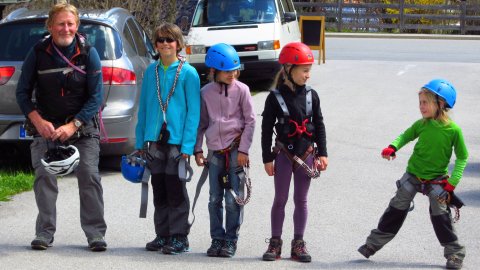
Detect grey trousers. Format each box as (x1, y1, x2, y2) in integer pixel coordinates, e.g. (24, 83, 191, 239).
(365, 172, 465, 259)
(147, 143, 190, 236)
(30, 124, 106, 241)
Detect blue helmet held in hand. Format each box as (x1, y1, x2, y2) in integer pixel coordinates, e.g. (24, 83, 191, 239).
(205, 43, 241, 71)
(422, 79, 457, 109)
(121, 154, 146, 183)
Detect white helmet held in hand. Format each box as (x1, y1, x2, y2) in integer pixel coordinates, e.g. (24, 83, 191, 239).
(41, 145, 80, 176)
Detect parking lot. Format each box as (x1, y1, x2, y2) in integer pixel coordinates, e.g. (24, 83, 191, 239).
(1, 36, 479, 269)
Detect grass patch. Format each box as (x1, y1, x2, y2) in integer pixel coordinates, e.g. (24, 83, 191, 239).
(0, 170, 34, 201)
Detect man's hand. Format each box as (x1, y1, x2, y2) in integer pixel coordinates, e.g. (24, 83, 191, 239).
(28, 111, 55, 139)
(52, 122, 77, 142)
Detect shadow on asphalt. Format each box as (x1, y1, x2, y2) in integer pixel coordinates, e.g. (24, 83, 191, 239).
(457, 189, 480, 207)
(310, 260, 443, 269)
(462, 162, 480, 178)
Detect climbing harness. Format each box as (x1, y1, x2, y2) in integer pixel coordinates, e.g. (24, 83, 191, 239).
(272, 88, 319, 178)
(416, 176, 464, 223)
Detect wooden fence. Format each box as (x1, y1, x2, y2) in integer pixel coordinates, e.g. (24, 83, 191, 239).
(293, 0, 480, 34)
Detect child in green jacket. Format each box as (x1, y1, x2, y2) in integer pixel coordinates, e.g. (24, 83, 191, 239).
(358, 79, 468, 270)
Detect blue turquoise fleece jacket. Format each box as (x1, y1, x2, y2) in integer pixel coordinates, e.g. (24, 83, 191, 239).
(135, 59, 200, 155)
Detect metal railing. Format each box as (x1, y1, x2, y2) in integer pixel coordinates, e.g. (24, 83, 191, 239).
(293, 0, 480, 34)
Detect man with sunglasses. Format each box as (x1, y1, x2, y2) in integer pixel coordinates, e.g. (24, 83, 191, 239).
(15, 3, 107, 251)
(135, 22, 200, 255)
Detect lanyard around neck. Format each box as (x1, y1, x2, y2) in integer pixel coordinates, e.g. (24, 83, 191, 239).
(155, 57, 185, 124)
(51, 40, 86, 75)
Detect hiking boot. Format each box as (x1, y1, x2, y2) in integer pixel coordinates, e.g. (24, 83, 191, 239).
(262, 238, 282, 261)
(31, 236, 54, 250)
(290, 239, 311, 263)
(446, 255, 463, 269)
(162, 235, 190, 255)
(88, 237, 107, 252)
(358, 244, 376, 259)
(146, 235, 168, 251)
(207, 239, 224, 257)
(219, 240, 237, 258)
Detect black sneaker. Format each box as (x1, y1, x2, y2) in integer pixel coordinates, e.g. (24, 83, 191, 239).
(358, 244, 376, 259)
(219, 240, 237, 258)
(88, 237, 107, 252)
(146, 235, 168, 251)
(262, 238, 282, 261)
(162, 235, 190, 255)
(31, 236, 54, 250)
(446, 255, 463, 269)
(290, 239, 311, 263)
(207, 239, 224, 257)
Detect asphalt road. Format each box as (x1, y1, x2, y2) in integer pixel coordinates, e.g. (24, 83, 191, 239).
(1, 37, 479, 270)
(325, 34, 480, 63)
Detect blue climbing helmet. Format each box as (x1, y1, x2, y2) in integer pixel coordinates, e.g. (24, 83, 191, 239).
(121, 153, 146, 183)
(205, 43, 241, 71)
(422, 79, 457, 109)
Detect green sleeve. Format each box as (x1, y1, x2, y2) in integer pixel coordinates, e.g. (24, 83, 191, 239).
(449, 126, 469, 186)
(391, 120, 421, 150)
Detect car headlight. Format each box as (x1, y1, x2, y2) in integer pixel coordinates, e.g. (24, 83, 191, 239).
(186, 45, 206, 55)
(257, 40, 280, 50)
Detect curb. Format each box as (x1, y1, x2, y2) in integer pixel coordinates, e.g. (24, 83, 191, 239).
(325, 32, 480, 40)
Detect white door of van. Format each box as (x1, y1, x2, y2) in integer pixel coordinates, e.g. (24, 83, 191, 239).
(277, 0, 301, 47)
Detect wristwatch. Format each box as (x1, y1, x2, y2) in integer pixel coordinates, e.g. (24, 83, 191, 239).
(73, 119, 83, 128)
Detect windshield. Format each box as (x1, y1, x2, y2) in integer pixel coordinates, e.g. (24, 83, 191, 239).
(192, 0, 276, 27)
(0, 21, 122, 61)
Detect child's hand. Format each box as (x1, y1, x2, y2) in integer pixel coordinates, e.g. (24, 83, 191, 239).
(315, 156, 328, 171)
(237, 152, 249, 167)
(441, 178, 455, 192)
(264, 162, 274, 176)
(381, 145, 396, 160)
(195, 153, 206, 166)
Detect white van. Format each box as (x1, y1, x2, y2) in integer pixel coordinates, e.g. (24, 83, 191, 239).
(184, 0, 300, 82)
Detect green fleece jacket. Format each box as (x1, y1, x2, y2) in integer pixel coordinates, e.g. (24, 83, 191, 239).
(391, 118, 468, 186)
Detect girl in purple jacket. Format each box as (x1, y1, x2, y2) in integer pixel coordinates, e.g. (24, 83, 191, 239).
(194, 43, 255, 258)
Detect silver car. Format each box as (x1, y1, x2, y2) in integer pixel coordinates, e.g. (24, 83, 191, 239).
(0, 7, 155, 162)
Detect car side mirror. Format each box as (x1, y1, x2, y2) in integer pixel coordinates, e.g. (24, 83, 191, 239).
(283, 12, 296, 23)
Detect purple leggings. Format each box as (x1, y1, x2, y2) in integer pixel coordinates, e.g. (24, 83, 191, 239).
(271, 151, 312, 237)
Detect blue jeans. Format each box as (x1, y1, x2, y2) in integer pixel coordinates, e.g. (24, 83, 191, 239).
(208, 151, 242, 241)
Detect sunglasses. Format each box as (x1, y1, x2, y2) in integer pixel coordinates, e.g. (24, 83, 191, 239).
(156, 37, 175, 43)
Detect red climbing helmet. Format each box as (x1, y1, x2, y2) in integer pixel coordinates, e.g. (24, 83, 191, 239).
(279, 42, 314, 65)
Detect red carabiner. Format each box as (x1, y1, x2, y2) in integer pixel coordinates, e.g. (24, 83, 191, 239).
(288, 119, 312, 138)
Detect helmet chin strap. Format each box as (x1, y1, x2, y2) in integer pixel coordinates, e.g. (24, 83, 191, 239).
(284, 64, 302, 89)
(214, 70, 229, 97)
(435, 95, 447, 118)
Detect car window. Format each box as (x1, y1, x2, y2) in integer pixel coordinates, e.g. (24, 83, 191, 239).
(126, 18, 148, 57)
(132, 19, 155, 57)
(79, 23, 123, 60)
(0, 21, 122, 61)
(122, 21, 137, 55)
(0, 22, 47, 61)
(193, 0, 277, 26)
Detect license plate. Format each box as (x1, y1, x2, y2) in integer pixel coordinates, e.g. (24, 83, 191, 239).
(19, 124, 33, 140)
